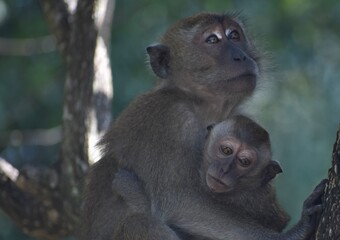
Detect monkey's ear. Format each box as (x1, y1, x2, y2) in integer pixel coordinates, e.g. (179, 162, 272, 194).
(147, 44, 170, 79)
(261, 160, 283, 185)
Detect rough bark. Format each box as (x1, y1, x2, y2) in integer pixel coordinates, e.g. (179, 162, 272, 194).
(0, 158, 74, 239)
(315, 126, 340, 240)
(0, 0, 114, 238)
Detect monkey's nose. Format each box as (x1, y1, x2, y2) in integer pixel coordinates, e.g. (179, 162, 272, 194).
(219, 164, 230, 177)
(231, 47, 247, 62)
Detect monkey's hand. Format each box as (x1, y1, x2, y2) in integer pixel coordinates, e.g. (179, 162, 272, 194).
(291, 179, 326, 240)
(112, 168, 150, 213)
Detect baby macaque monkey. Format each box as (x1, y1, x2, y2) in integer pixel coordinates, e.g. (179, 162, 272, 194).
(204, 115, 281, 193)
(201, 115, 289, 231)
(112, 115, 325, 240)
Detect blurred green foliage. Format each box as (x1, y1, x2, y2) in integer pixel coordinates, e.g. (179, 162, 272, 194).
(0, 0, 339, 239)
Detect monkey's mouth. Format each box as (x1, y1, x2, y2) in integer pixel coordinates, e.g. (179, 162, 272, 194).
(207, 174, 231, 193)
(225, 73, 257, 92)
(210, 175, 226, 186)
(229, 73, 257, 83)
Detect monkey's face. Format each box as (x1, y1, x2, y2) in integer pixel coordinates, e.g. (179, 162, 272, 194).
(204, 135, 259, 193)
(148, 13, 260, 99)
(203, 116, 282, 194)
(188, 17, 259, 95)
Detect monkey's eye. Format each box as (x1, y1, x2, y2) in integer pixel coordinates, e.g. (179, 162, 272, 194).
(206, 34, 220, 44)
(228, 30, 240, 41)
(221, 146, 233, 155)
(238, 158, 251, 167)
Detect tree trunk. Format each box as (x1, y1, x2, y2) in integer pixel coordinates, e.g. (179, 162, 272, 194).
(315, 126, 340, 240)
(0, 0, 114, 239)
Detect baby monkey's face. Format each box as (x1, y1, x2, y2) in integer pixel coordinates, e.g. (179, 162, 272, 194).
(202, 117, 282, 194)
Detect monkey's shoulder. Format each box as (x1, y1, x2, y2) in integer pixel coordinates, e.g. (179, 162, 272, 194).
(136, 87, 199, 109)
(100, 87, 204, 155)
(116, 87, 201, 126)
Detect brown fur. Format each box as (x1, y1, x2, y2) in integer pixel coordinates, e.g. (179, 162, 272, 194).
(80, 13, 324, 240)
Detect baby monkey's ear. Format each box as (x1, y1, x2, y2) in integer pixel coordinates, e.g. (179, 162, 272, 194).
(261, 160, 283, 185)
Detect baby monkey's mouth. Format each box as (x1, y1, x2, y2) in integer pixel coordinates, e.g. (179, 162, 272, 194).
(207, 174, 232, 193)
(209, 175, 227, 186)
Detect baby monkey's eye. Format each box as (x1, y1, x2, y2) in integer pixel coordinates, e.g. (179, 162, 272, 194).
(206, 34, 220, 44)
(221, 146, 233, 155)
(238, 158, 251, 167)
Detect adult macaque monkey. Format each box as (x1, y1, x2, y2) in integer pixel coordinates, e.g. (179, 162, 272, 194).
(111, 116, 325, 240)
(80, 13, 324, 240)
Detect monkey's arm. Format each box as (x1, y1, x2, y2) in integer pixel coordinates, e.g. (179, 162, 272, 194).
(169, 180, 325, 240)
(112, 168, 150, 213)
(169, 198, 276, 240)
(112, 169, 181, 240)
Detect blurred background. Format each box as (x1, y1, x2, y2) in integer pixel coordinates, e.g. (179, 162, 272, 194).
(0, 0, 339, 239)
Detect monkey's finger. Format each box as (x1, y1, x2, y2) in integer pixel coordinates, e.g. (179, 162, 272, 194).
(304, 204, 323, 216)
(315, 179, 328, 189)
(303, 180, 326, 207)
(310, 207, 323, 226)
(313, 179, 327, 193)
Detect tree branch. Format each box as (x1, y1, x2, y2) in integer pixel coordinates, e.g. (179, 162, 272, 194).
(96, 0, 115, 48)
(315, 126, 340, 240)
(89, 0, 115, 164)
(0, 157, 75, 239)
(0, 0, 114, 238)
(59, 0, 97, 205)
(39, 0, 71, 58)
(60, 0, 114, 200)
